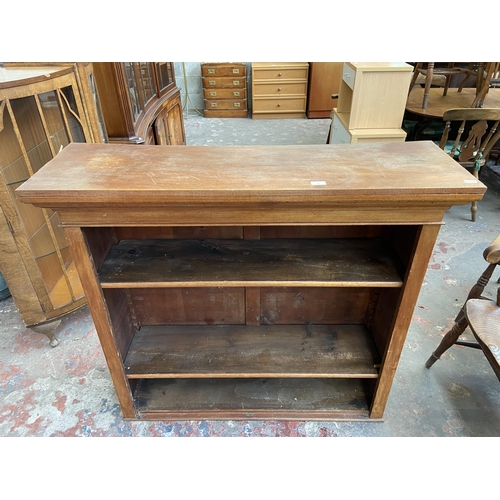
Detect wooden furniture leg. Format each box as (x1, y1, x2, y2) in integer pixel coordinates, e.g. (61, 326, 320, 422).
(30, 319, 61, 347)
(423, 63, 434, 109)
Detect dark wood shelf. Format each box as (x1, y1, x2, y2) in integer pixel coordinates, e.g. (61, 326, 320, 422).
(132, 377, 374, 421)
(99, 238, 404, 288)
(124, 324, 381, 379)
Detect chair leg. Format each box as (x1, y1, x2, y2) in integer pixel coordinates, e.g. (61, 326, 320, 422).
(426, 317, 469, 368)
(443, 75, 452, 96)
(422, 63, 434, 109)
(408, 63, 422, 96)
(471, 169, 479, 221)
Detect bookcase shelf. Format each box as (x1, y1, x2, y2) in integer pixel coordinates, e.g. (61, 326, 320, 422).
(124, 324, 381, 379)
(98, 238, 404, 288)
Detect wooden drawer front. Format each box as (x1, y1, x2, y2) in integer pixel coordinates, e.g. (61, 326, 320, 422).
(203, 88, 247, 99)
(203, 77, 246, 89)
(253, 97, 306, 112)
(342, 63, 356, 90)
(253, 82, 307, 96)
(202, 65, 246, 77)
(205, 99, 248, 110)
(329, 114, 352, 144)
(253, 68, 308, 80)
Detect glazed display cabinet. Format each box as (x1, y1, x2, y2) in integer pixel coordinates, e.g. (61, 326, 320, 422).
(0, 63, 106, 345)
(93, 63, 186, 146)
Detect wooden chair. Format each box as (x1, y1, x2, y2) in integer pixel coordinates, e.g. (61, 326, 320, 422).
(426, 234, 500, 381)
(438, 108, 500, 221)
(465, 289, 500, 382)
(409, 63, 497, 109)
(409, 63, 478, 109)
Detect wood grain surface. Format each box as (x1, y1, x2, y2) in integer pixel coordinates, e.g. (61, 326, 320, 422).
(124, 324, 381, 378)
(16, 142, 485, 207)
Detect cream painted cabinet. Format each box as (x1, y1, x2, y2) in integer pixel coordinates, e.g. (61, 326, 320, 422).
(329, 62, 412, 144)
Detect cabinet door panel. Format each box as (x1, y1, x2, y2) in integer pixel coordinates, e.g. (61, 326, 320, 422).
(165, 99, 185, 145)
(154, 98, 185, 146)
(329, 114, 351, 144)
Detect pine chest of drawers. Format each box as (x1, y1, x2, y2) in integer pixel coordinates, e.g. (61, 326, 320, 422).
(201, 63, 248, 118)
(251, 62, 309, 119)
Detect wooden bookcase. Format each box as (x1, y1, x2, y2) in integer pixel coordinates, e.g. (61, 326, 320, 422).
(0, 63, 106, 345)
(17, 142, 485, 420)
(329, 62, 412, 144)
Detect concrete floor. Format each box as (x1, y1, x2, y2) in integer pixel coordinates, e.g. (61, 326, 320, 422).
(1, 114, 500, 437)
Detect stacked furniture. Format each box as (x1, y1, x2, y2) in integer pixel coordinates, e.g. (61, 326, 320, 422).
(18, 141, 484, 420)
(201, 63, 248, 118)
(251, 63, 309, 119)
(93, 62, 185, 145)
(0, 63, 106, 345)
(329, 62, 412, 144)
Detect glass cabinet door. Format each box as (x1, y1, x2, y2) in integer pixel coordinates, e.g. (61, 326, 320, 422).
(87, 72, 108, 142)
(156, 62, 174, 92)
(122, 62, 142, 122)
(138, 62, 155, 106)
(0, 84, 87, 311)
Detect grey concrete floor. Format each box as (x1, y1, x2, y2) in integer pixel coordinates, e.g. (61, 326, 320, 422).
(1, 113, 500, 437)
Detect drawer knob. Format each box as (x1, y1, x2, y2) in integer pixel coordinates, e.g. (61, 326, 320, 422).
(344, 73, 352, 78)
(278, 72, 282, 76)
(277, 103, 281, 107)
(277, 87, 282, 91)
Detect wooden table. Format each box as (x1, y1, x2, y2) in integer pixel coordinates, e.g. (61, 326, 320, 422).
(17, 142, 485, 421)
(407, 87, 500, 119)
(406, 87, 500, 140)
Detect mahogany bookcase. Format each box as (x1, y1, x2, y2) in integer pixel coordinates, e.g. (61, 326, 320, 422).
(17, 141, 485, 420)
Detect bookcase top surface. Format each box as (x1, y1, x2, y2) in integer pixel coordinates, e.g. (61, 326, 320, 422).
(17, 142, 485, 207)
